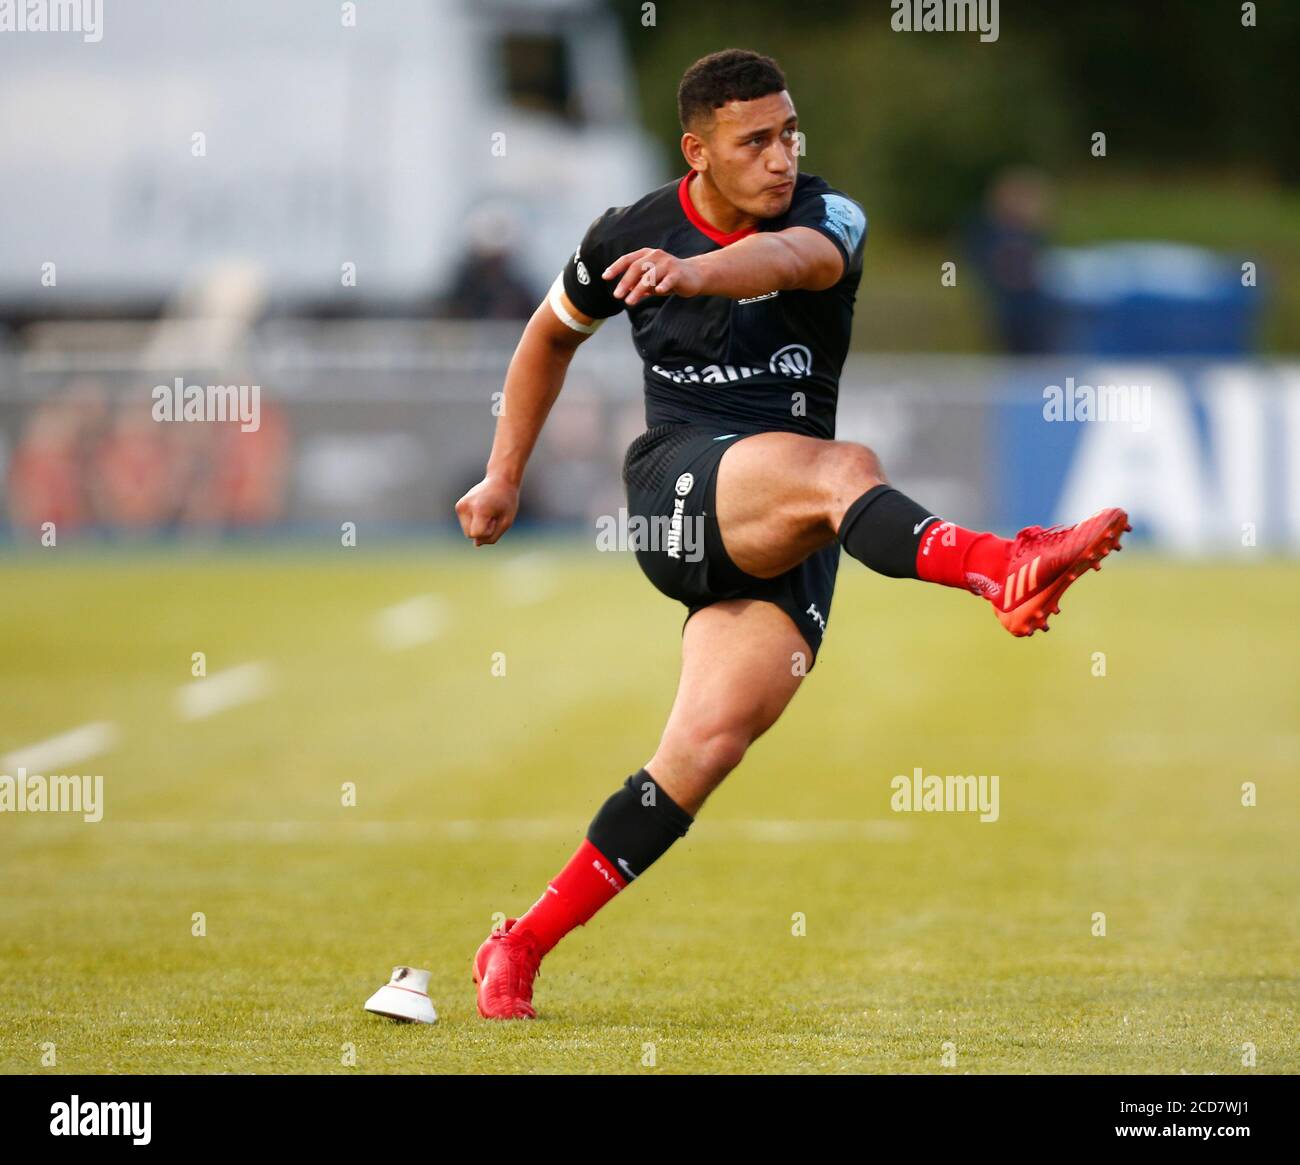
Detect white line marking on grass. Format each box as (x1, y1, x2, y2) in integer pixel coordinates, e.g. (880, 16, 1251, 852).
(716, 819, 909, 843)
(497, 552, 560, 607)
(373, 595, 448, 650)
(176, 663, 271, 720)
(1, 721, 117, 773)
(54, 818, 910, 844)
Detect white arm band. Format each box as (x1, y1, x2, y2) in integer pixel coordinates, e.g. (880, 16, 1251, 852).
(548, 273, 604, 335)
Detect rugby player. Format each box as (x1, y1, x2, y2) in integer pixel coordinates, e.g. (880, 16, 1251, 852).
(455, 48, 1128, 1019)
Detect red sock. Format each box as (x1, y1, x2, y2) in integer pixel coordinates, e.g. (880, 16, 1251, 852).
(510, 838, 627, 955)
(915, 521, 1012, 595)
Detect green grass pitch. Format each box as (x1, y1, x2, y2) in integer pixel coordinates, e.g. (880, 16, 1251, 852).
(1, 544, 1296, 1074)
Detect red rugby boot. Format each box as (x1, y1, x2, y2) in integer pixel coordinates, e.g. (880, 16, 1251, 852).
(473, 918, 543, 1019)
(991, 507, 1130, 636)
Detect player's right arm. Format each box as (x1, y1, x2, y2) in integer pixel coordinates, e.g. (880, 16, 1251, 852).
(457, 213, 625, 546)
(454, 289, 601, 546)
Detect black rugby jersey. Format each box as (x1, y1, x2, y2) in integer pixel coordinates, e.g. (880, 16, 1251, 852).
(560, 170, 866, 440)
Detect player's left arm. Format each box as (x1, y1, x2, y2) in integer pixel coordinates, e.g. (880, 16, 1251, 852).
(708, 227, 849, 295)
(604, 228, 845, 305)
(608, 186, 865, 304)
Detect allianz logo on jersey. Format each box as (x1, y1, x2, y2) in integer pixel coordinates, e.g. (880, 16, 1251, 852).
(651, 344, 813, 384)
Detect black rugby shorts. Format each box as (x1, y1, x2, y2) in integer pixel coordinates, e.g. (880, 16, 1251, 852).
(621, 422, 839, 667)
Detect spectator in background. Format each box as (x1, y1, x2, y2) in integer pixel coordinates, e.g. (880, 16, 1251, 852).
(964, 167, 1056, 353)
(90, 394, 181, 533)
(8, 380, 292, 538)
(441, 203, 539, 320)
(210, 400, 290, 527)
(7, 378, 108, 534)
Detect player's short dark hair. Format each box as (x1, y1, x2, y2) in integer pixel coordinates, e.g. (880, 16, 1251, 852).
(677, 49, 786, 135)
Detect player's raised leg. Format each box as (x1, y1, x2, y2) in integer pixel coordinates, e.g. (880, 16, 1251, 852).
(473, 597, 808, 1018)
(713, 431, 1129, 636)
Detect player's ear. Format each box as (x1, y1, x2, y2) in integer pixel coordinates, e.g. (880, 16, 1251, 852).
(680, 128, 708, 172)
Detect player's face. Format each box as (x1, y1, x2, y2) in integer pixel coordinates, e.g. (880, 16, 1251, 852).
(700, 90, 799, 218)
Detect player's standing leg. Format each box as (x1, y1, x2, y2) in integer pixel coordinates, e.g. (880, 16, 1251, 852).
(712, 432, 1128, 636)
(473, 598, 808, 1019)
(642, 597, 809, 814)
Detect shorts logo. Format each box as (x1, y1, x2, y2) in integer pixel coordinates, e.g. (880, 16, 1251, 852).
(674, 472, 694, 496)
(594, 507, 704, 562)
(770, 344, 812, 379)
(806, 602, 827, 633)
(574, 248, 590, 285)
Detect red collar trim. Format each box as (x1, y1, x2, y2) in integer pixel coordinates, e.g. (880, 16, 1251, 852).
(677, 170, 758, 246)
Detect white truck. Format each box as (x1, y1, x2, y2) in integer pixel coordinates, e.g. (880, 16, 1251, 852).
(0, 0, 663, 320)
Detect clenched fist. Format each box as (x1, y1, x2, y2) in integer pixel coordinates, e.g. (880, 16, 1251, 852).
(455, 474, 519, 546)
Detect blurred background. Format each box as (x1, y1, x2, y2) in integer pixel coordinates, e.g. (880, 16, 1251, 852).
(0, 0, 1296, 548)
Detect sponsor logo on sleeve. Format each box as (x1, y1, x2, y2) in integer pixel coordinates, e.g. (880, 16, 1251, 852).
(819, 194, 866, 254)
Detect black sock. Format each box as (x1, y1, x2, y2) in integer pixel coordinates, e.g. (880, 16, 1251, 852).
(586, 769, 694, 883)
(836, 484, 937, 579)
